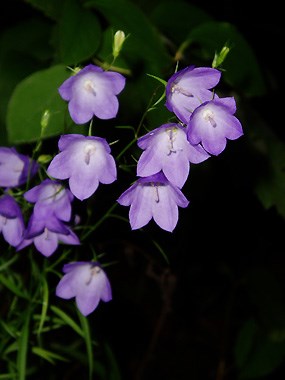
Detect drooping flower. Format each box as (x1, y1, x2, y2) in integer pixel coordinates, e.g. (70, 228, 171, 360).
(165, 66, 221, 124)
(0, 194, 25, 247)
(58, 64, 126, 124)
(117, 172, 189, 232)
(187, 97, 244, 156)
(137, 123, 210, 188)
(23, 179, 76, 257)
(16, 213, 80, 257)
(56, 261, 112, 316)
(47, 134, 117, 201)
(0, 147, 38, 188)
(24, 179, 74, 222)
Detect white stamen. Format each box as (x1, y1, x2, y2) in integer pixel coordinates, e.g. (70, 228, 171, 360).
(86, 265, 101, 285)
(43, 227, 50, 241)
(150, 183, 160, 203)
(1, 216, 7, 226)
(84, 80, 97, 96)
(202, 109, 217, 127)
(166, 127, 183, 155)
(171, 84, 193, 97)
(84, 143, 96, 165)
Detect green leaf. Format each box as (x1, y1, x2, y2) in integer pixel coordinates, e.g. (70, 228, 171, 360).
(255, 136, 285, 219)
(235, 319, 285, 379)
(185, 21, 266, 97)
(57, 0, 101, 65)
(85, 0, 171, 75)
(150, 0, 212, 44)
(6, 65, 72, 144)
(0, 17, 52, 62)
(0, 18, 53, 144)
(22, 0, 64, 20)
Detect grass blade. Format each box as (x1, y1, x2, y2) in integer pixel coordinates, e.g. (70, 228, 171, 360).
(50, 305, 84, 337)
(17, 309, 31, 380)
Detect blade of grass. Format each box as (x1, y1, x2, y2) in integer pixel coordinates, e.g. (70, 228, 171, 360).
(37, 276, 49, 336)
(17, 309, 31, 380)
(32, 346, 70, 364)
(77, 311, 94, 380)
(0, 254, 19, 271)
(0, 274, 29, 300)
(50, 305, 84, 337)
(0, 374, 18, 379)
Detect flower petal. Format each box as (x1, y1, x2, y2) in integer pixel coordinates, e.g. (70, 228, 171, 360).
(2, 218, 24, 246)
(129, 186, 153, 230)
(58, 64, 125, 124)
(56, 272, 77, 299)
(152, 186, 179, 232)
(34, 229, 58, 257)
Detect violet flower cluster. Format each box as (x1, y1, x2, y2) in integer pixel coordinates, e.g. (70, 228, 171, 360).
(117, 65, 243, 231)
(0, 148, 81, 256)
(17, 179, 80, 257)
(0, 147, 38, 247)
(46, 64, 125, 315)
(0, 63, 124, 316)
(0, 59, 243, 317)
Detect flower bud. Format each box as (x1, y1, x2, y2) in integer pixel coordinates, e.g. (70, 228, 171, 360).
(112, 30, 126, 59)
(37, 154, 53, 164)
(212, 44, 231, 69)
(40, 109, 50, 131)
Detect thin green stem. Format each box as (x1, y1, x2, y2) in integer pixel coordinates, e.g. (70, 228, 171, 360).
(81, 202, 118, 241)
(116, 85, 163, 161)
(116, 137, 137, 161)
(88, 119, 93, 136)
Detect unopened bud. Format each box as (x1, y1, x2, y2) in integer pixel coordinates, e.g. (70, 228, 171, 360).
(40, 109, 50, 131)
(73, 66, 82, 75)
(212, 44, 231, 69)
(37, 154, 53, 164)
(113, 30, 126, 59)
